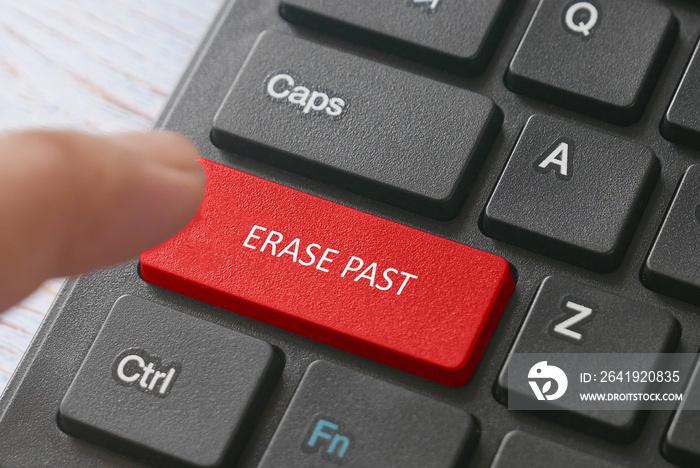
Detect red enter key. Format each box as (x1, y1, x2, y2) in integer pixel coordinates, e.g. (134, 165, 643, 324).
(141, 160, 514, 387)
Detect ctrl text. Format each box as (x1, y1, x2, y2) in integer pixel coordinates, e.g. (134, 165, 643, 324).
(111, 349, 181, 398)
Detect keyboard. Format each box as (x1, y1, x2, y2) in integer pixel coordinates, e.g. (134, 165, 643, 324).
(4, 0, 700, 465)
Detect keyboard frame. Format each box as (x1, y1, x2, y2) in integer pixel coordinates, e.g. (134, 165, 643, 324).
(2, 0, 700, 466)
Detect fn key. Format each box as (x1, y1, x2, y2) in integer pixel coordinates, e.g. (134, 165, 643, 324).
(259, 361, 478, 467)
(212, 31, 501, 219)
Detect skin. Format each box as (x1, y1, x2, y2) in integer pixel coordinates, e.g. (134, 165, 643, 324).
(0, 130, 205, 311)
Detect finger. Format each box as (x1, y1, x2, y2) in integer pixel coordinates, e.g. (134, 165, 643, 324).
(0, 129, 205, 311)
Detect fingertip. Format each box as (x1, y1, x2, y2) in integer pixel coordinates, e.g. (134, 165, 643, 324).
(93, 131, 207, 263)
(107, 130, 206, 204)
(107, 131, 202, 172)
(0, 129, 208, 310)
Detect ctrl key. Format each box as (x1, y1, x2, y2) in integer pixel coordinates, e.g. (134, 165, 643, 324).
(58, 295, 283, 467)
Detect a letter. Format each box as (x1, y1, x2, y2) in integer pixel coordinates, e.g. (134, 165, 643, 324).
(260, 230, 284, 255)
(341, 256, 364, 278)
(534, 140, 573, 180)
(397, 272, 418, 295)
(329, 434, 351, 458)
(116, 354, 144, 384)
(552, 301, 593, 342)
(266, 73, 294, 99)
(355, 262, 377, 287)
(307, 419, 337, 448)
(243, 225, 266, 249)
(299, 243, 321, 266)
(277, 238, 301, 262)
(316, 248, 340, 272)
(288, 86, 310, 106)
(148, 370, 168, 391)
(326, 97, 346, 117)
(139, 362, 156, 389)
(159, 367, 177, 395)
(303, 91, 329, 114)
(375, 268, 398, 291)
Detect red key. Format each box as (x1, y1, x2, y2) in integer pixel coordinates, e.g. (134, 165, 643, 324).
(141, 160, 514, 387)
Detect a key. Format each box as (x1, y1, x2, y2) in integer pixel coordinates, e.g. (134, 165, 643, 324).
(506, 0, 677, 124)
(280, 0, 516, 75)
(258, 361, 478, 467)
(663, 39, 700, 149)
(211, 30, 502, 220)
(495, 276, 679, 443)
(140, 159, 515, 387)
(643, 165, 700, 305)
(491, 431, 622, 467)
(59, 296, 282, 467)
(663, 356, 700, 466)
(482, 115, 659, 272)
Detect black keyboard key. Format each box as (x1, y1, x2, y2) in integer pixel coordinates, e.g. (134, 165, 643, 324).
(258, 361, 477, 467)
(506, 0, 677, 125)
(495, 276, 679, 443)
(482, 115, 659, 272)
(59, 296, 282, 467)
(280, 0, 516, 76)
(491, 431, 622, 468)
(663, 357, 700, 466)
(663, 39, 700, 149)
(212, 31, 502, 220)
(643, 165, 700, 305)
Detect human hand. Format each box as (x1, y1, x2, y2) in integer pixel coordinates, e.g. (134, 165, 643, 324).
(0, 130, 205, 311)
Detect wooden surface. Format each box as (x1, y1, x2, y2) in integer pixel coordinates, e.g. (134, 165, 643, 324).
(0, 0, 222, 392)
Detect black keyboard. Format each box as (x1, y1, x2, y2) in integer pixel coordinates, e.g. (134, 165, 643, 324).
(4, 0, 700, 466)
